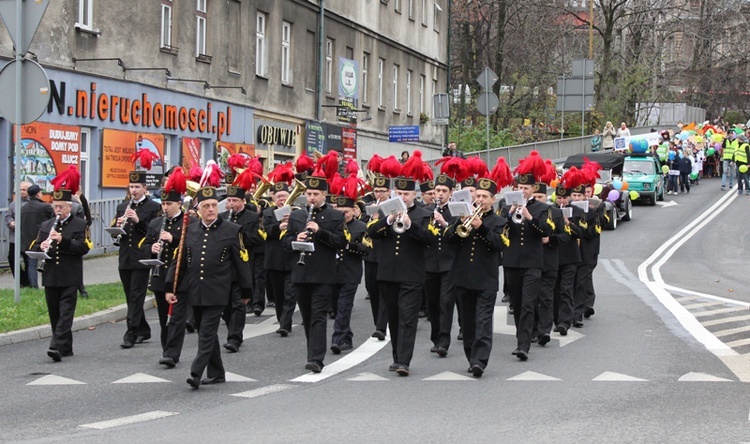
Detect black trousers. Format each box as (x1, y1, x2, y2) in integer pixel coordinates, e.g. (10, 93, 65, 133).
(555, 264, 578, 329)
(380, 280, 422, 366)
(295, 283, 332, 365)
(424, 271, 443, 346)
(119, 269, 151, 341)
(163, 291, 189, 362)
(8, 243, 30, 287)
(222, 283, 246, 347)
(505, 267, 542, 353)
(190, 305, 225, 379)
(45, 286, 78, 354)
(365, 261, 387, 333)
(153, 290, 169, 349)
(332, 282, 358, 346)
(251, 253, 266, 311)
(329, 285, 339, 318)
(267, 270, 295, 331)
(456, 286, 497, 369)
(534, 268, 558, 337)
(574, 260, 597, 321)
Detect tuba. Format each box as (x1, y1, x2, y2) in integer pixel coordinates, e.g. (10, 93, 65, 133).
(284, 179, 307, 208)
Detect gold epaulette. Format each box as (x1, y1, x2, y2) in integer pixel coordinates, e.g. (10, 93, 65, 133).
(564, 224, 572, 235)
(344, 226, 352, 242)
(428, 223, 440, 236)
(603, 212, 610, 223)
(366, 218, 379, 229)
(258, 227, 267, 240)
(279, 229, 287, 240)
(239, 234, 249, 262)
(363, 234, 373, 249)
(579, 220, 588, 229)
(546, 209, 556, 230)
(85, 227, 93, 249)
(501, 226, 510, 247)
(595, 225, 601, 234)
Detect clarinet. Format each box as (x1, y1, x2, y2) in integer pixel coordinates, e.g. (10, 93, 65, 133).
(153, 215, 168, 277)
(38, 215, 61, 272)
(297, 204, 314, 266)
(114, 199, 135, 246)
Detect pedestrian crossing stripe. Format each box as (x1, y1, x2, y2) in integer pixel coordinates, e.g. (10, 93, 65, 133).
(112, 373, 171, 384)
(422, 371, 476, 381)
(593, 371, 647, 382)
(231, 384, 296, 398)
(677, 372, 732, 382)
(225, 372, 258, 382)
(79, 411, 178, 429)
(347, 372, 389, 381)
(507, 371, 561, 381)
(27, 374, 86, 385)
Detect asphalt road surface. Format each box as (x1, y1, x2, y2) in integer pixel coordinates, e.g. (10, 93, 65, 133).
(2, 177, 750, 444)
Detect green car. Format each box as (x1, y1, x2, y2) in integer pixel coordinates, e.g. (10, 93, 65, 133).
(622, 154, 664, 206)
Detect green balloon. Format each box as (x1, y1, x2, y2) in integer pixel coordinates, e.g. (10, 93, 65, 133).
(690, 172, 698, 180)
(661, 165, 669, 174)
(707, 148, 715, 156)
(629, 190, 639, 200)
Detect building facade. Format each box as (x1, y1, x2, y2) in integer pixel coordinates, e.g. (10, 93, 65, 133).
(0, 0, 449, 203)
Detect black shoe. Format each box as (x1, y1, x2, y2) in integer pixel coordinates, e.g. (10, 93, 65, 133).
(467, 367, 473, 373)
(305, 361, 323, 373)
(201, 376, 226, 385)
(389, 362, 399, 372)
(471, 364, 484, 378)
(330, 343, 341, 355)
(418, 310, 427, 319)
(159, 356, 176, 369)
(185, 321, 196, 333)
(224, 342, 239, 353)
(79, 290, 89, 299)
(508, 305, 515, 315)
(457, 332, 463, 341)
(61, 351, 74, 357)
(328, 311, 336, 320)
(430, 345, 438, 353)
(513, 349, 528, 361)
(120, 339, 135, 349)
(340, 343, 352, 351)
(135, 334, 151, 344)
(583, 307, 595, 318)
(501, 294, 510, 303)
(396, 364, 410, 377)
(531, 336, 538, 344)
(436, 346, 447, 358)
(266, 301, 275, 308)
(371, 330, 385, 341)
(365, 294, 371, 301)
(538, 334, 551, 346)
(186, 376, 201, 390)
(573, 321, 584, 328)
(245, 305, 254, 314)
(556, 325, 568, 336)
(253, 307, 263, 317)
(276, 328, 289, 337)
(47, 349, 62, 362)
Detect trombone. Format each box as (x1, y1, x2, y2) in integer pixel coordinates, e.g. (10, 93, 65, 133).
(456, 203, 483, 238)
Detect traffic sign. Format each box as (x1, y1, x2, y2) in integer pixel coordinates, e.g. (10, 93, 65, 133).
(477, 91, 499, 116)
(0, 0, 51, 56)
(476, 67, 498, 91)
(0, 59, 50, 124)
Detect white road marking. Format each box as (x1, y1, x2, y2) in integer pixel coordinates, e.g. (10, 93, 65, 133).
(422, 371, 476, 381)
(663, 285, 750, 308)
(693, 307, 747, 318)
(225, 372, 257, 382)
(112, 373, 171, 384)
(493, 305, 584, 346)
(592, 372, 647, 382)
(79, 411, 178, 430)
(231, 384, 296, 399)
(656, 200, 678, 207)
(701, 314, 750, 328)
(243, 312, 299, 339)
(27, 375, 86, 385)
(677, 372, 732, 382)
(290, 336, 391, 383)
(557, 329, 584, 347)
(682, 301, 728, 310)
(713, 325, 750, 338)
(507, 371, 561, 381)
(725, 338, 750, 348)
(347, 372, 389, 381)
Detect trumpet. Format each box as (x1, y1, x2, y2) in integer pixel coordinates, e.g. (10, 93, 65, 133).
(393, 212, 407, 234)
(456, 204, 483, 238)
(512, 200, 527, 224)
(38, 215, 61, 272)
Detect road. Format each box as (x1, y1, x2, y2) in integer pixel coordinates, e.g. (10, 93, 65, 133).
(2, 178, 750, 444)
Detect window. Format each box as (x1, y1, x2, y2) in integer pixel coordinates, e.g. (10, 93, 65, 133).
(325, 38, 334, 94)
(408, 0, 414, 19)
(362, 53, 370, 104)
(395, 0, 401, 12)
(160, 1, 172, 48)
(378, 58, 384, 108)
(77, 0, 93, 30)
(256, 12, 268, 76)
(406, 70, 412, 114)
(421, 0, 428, 25)
(434, 1, 442, 32)
(419, 74, 425, 114)
(196, 0, 207, 57)
(393, 65, 399, 111)
(281, 22, 292, 84)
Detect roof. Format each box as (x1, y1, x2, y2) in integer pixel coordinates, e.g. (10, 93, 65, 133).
(563, 152, 625, 170)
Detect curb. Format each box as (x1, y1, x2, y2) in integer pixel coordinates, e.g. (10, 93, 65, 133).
(0, 296, 155, 347)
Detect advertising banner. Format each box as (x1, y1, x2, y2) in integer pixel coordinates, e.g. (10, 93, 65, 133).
(16, 122, 81, 193)
(181, 137, 202, 171)
(102, 129, 164, 188)
(216, 141, 256, 176)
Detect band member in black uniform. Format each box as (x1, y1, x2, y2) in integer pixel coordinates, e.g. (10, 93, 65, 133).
(32, 185, 90, 362)
(113, 170, 162, 349)
(165, 186, 253, 389)
(219, 182, 262, 352)
(264, 183, 296, 337)
(574, 184, 602, 327)
(531, 183, 569, 346)
(445, 177, 505, 377)
(552, 183, 583, 336)
(367, 177, 433, 376)
(499, 173, 552, 361)
(364, 178, 389, 341)
(283, 175, 347, 373)
(331, 195, 369, 354)
(424, 174, 458, 356)
(417, 179, 435, 317)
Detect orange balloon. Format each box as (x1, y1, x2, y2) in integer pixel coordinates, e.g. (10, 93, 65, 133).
(621, 181, 629, 191)
(550, 179, 559, 188)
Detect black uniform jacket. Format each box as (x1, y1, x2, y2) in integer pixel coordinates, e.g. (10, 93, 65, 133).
(558, 205, 583, 266)
(263, 206, 295, 272)
(283, 203, 347, 285)
(499, 198, 552, 269)
(336, 218, 369, 285)
(542, 205, 570, 272)
(367, 204, 433, 284)
(424, 203, 458, 274)
(362, 204, 381, 265)
(32, 216, 89, 287)
(113, 197, 162, 269)
(143, 211, 187, 293)
(165, 217, 253, 306)
(579, 201, 602, 265)
(445, 210, 506, 291)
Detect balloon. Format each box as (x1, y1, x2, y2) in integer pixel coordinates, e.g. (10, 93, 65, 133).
(550, 192, 557, 201)
(607, 189, 620, 202)
(741, 165, 748, 173)
(689, 172, 698, 180)
(629, 190, 640, 200)
(668, 151, 676, 160)
(550, 179, 559, 188)
(695, 136, 703, 143)
(622, 181, 629, 191)
(706, 148, 715, 156)
(593, 183, 603, 195)
(677, 132, 690, 141)
(661, 165, 669, 174)
(629, 139, 648, 153)
(612, 179, 623, 190)
(711, 134, 723, 143)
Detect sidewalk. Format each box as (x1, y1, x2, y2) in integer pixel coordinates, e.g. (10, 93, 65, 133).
(0, 254, 154, 347)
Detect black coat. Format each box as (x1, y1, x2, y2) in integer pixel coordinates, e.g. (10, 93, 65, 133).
(112, 197, 162, 269)
(283, 203, 347, 285)
(32, 216, 89, 287)
(336, 218, 369, 284)
(557, 205, 583, 266)
(542, 205, 570, 272)
(445, 210, 505, 291)
(424, 203, 458, 274)
(579, 203, 602, 265)
(498, 198, 552, 269)
(143, 212, 187, 293)
(263, 206, 296, 272)
(20, 197, 54, 250)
